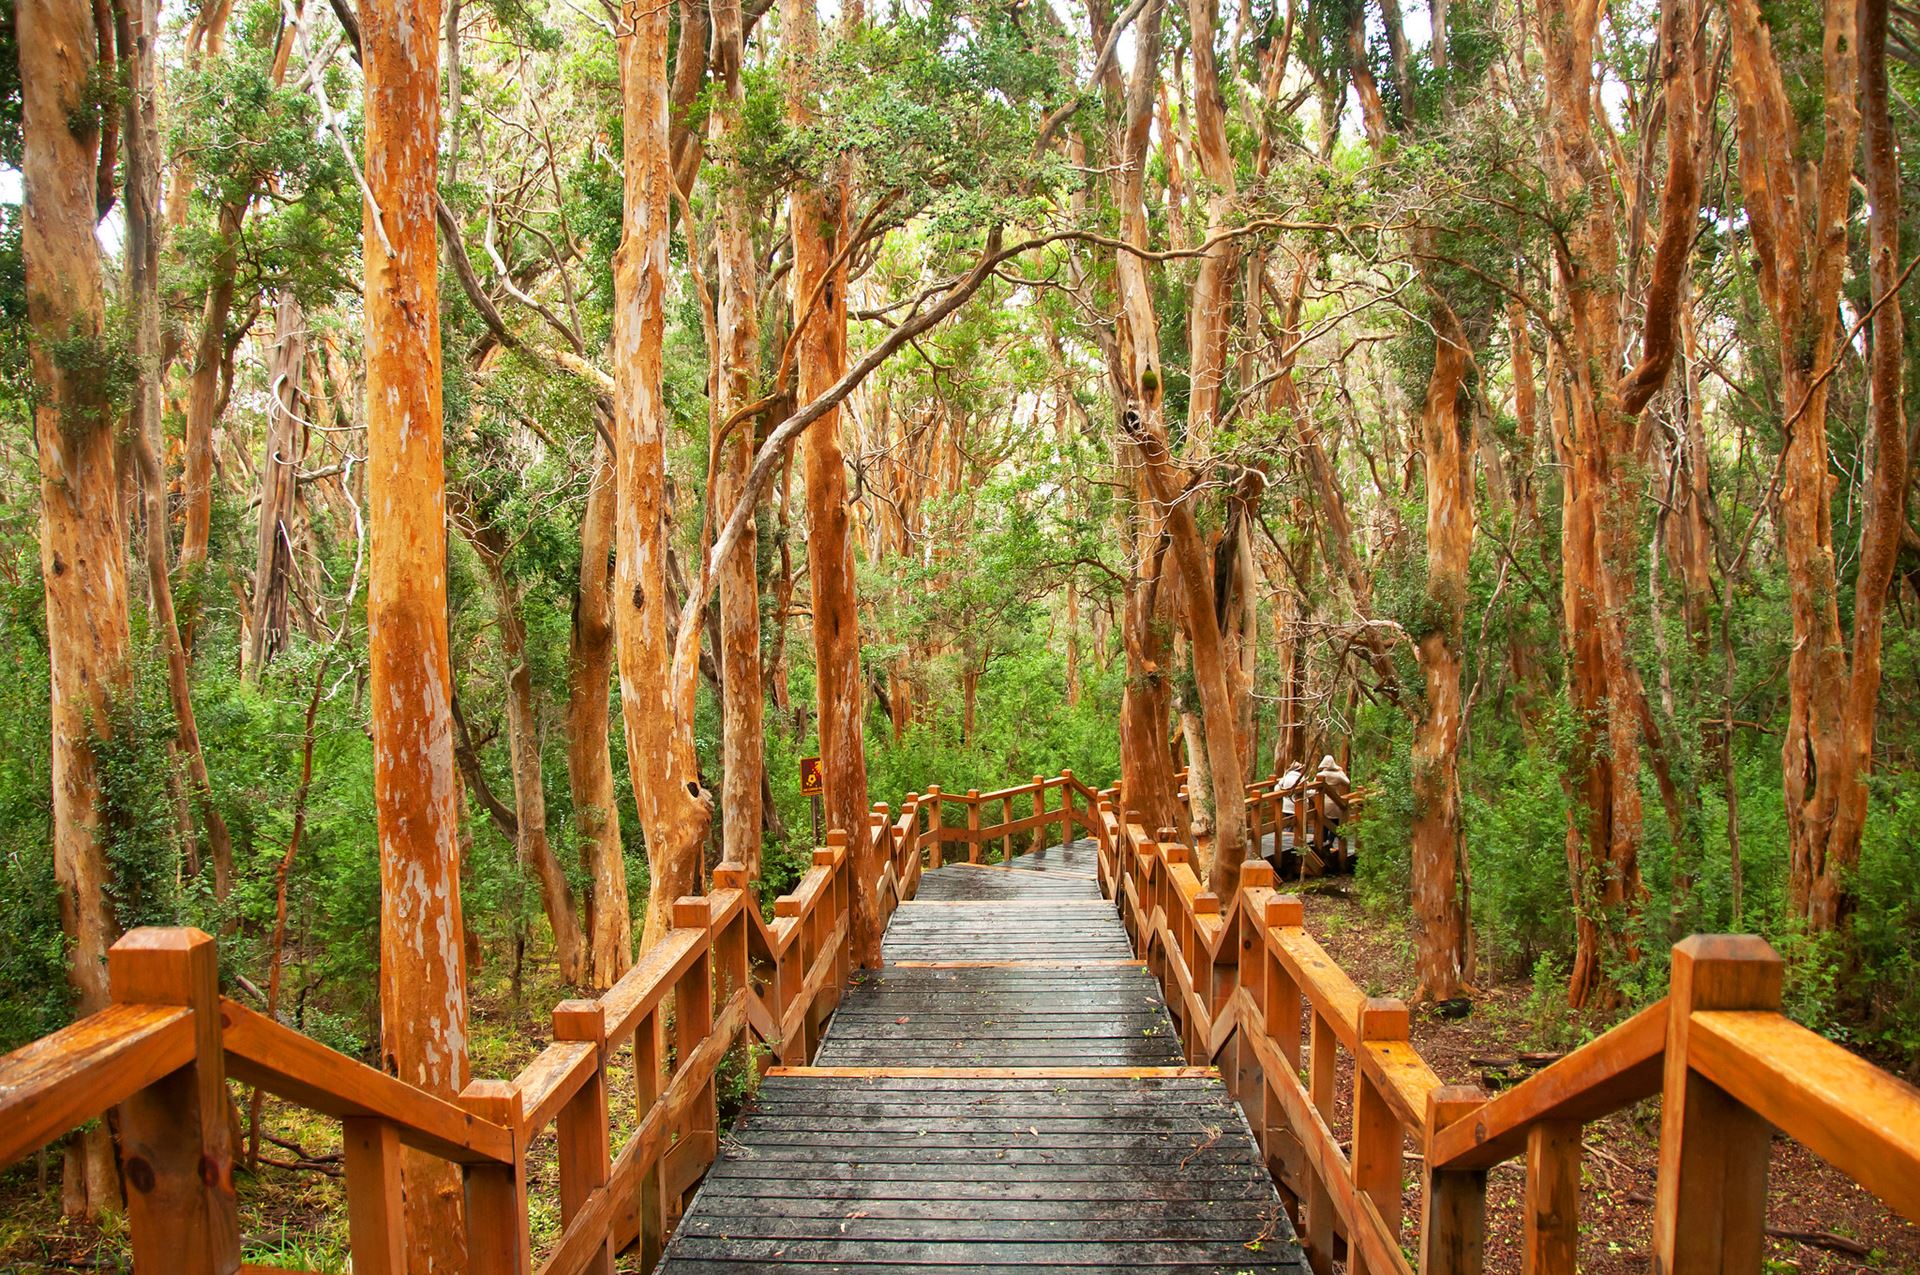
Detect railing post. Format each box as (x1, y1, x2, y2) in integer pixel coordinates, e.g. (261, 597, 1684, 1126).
(1652, 935, 1783, 1274)
(1351, 997, 1410, 1275)
(554, 999, 613, 1275)
(1032, 775, 1047, 854)
(926, 785, 944, 868)
(1420, 1085, 1487, 1275)
(462, 1079, 531, 1275)
(966, 791, 981, 863)
(1521, 1118, 1579, 1274)
(107, 927, 241, 1275)
(1304, 1000, 1337, 1275)
(342, 1118, 407, 1275)
(1059, 771, 1075, 849)
(1002, 793, 1013, 865)
(1263, 894, 1306, 1206)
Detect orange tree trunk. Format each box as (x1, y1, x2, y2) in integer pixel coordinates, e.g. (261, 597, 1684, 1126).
(247, 293, 305, 674)
(362, 0, 471, 1257)
(615, 0, 712, 947)
(712, 0, 764, 877)
(786, 0, 878, 961)
(1409, 297, 1474, 1003)
(1727, 0, 1896, 931)
(21, 0, 131, 1215)
(467, 519, 588, 984)
(569, 439, 631, 988)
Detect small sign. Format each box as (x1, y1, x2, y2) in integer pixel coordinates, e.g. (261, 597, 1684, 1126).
(799, 756, 824, 797)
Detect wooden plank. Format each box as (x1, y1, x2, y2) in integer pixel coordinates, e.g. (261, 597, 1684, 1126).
(1429, 999, 1665, 1170)
(890, 958, 1145, 969)
(220, 999, 513, 1165)
(1687, 1008, 1920, 1225)
(0, 1002, 192, 1169)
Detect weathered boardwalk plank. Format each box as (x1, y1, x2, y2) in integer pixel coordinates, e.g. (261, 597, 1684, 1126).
(659, 839, 1308, 1274)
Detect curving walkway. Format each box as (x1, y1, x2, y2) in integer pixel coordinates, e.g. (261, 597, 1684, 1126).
(659, 841, 1309, 1274)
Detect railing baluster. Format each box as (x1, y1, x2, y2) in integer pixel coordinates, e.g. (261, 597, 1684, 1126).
(967, 791, 981, 862)
(554, 999, 613, 1275)
(670, 896, 718, 1216)
(927, 785, 944, 868)
(1305, 1006, 1337, 1275)
(342, 1118, 407, 1275)
(108, 928, 241, 1275)
(634, 1004, 667, 1269)
(1521, 1118, 1580, 1274)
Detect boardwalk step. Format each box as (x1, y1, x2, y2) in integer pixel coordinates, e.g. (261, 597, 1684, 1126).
(658, 839, 1307, 1275)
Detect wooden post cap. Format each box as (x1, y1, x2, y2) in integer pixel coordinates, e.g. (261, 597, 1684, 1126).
(775, 896, 804, 918)
(813, 846, 838, 866)
(825, 829, 849, 847)
(461, 1078, 524, 1135)
(671, 896, 711, 930)
(967, 789, 979, 798)
(108, 927, 217, 1003)
(712, 862, 749, 890)
(1264, 894, 1305, 927)
(1240, 860, 1275, 889)
(1670, 934, 1785, 1009)
(1194, 891, 1221, 915)
(553, 1000, 606, 1044)
(1358, 997, 1411, 1041)
(926, 784, 941, 796)
(1426, 1084, 1483, 1137)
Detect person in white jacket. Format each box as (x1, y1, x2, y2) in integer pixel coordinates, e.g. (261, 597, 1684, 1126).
(1316, 754, 1350, 852)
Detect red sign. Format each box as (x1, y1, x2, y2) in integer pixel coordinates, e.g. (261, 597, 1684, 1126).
(799, 756, 824, 797)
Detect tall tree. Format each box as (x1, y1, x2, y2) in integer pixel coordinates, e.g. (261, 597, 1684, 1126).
(787, 0, 879, 960)
(1726, 0, 1905, 930)
(712, 0, 765, 876)
(362, 0, 470, 1258)
(20, 0, 131, 1218)
(569, 440, 631, 986)
(615, 0, 714, 946)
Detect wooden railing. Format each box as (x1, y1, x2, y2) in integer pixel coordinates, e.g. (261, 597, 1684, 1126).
(0, 844, 854, 1275)
(864, 771, 1105, 924)
(1083, 789, 1920, 1274)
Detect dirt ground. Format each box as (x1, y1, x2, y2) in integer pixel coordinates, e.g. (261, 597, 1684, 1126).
(1298, 882, 1920, 1274)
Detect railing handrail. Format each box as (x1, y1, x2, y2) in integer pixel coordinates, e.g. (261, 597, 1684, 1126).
(0, 841, 856, 1274)
(1084, 786, 1920, 1274)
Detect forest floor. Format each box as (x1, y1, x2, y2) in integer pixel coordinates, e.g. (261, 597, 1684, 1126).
(1299, 880, 1920, 1274)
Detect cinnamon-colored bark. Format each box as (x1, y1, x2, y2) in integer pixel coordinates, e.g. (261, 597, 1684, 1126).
(569, 440, 631, 988)
(22, 0, 130, 1216)
(614, 0, 712, 948)
(712, 0, 765, 877)
(362, 0, 470, 1254)
(465, 517, 588, 984)
(787, 0, 877, 961)
(248, 293, 306, 674)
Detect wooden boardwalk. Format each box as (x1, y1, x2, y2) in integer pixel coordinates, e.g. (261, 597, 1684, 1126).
(659, 841, 1309, 1274)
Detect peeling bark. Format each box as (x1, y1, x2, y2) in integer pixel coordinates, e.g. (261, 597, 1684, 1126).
(362, 0, 470, 1252)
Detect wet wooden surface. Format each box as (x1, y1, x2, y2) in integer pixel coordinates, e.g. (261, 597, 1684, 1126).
(660, 840, 1308, 1274)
